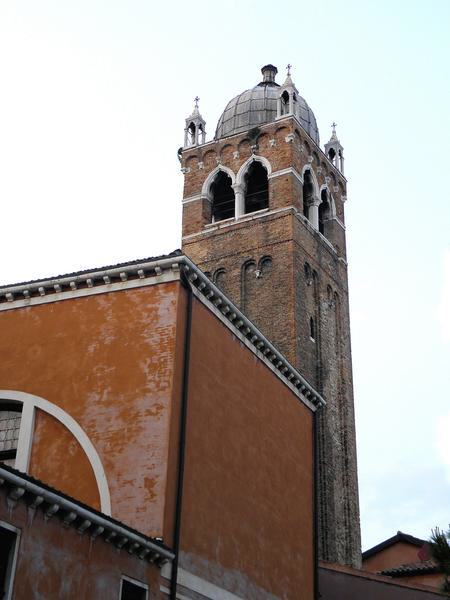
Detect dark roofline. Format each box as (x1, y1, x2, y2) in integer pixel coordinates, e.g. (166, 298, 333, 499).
(0, 463, 173, 563)
(0, 249, 182, 290)
(363, 531, 427, 560)
(381, 561, 439, 578)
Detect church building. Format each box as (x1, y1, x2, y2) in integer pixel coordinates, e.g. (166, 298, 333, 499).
(181, 64, 360, 568)
(3, 62, 441, 600)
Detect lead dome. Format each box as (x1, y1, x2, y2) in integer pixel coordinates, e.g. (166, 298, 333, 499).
(214, 64, 320, 144)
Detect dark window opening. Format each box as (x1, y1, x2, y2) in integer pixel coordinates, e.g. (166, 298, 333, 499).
(310, 317, 315, 341)
(0, 526, 18, 599)
(211, 171, 235, 222)
(328, 148, 336, 161)
(244, 162, 268, 214)
(120, 578, 147, 600)
(280, 90, 289, 115)
(319, 190, 331, 236)
(187, 122, 196, 146)
(303, 170, 314, 219)
(0, 404, 22, 467)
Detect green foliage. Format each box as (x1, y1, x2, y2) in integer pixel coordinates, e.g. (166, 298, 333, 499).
(430, 527, 450, 595)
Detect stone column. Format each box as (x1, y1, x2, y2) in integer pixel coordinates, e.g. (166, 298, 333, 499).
(233, 184, 245, 219)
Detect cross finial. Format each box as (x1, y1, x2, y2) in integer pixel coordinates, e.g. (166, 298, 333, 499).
(286, 63, 292, 76)
(194, 96, 200, 109)
(331, 121, 337, 132)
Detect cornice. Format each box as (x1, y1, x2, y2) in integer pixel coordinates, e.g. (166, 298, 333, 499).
(0, 465, 173, 566)
(0, 253, 324, 411)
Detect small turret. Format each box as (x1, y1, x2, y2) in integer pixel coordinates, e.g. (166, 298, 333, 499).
(277, 64, 299, 119)
(184, 96, 206, 148)
(324, 122, 344, 174)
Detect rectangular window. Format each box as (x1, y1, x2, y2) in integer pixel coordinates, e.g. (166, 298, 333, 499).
(0, 522, 20, 600)
(120, 576, 148, 600)
(0, 405, 22, 467)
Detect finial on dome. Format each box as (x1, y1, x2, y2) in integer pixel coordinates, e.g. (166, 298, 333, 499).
(261, 64, 278, 83)
(286, 63, 292, 76)
(194, 96, 200, 109)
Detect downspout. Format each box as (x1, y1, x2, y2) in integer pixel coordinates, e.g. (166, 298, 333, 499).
(170, 274, 193, 600)
(313, 408, 321, 599)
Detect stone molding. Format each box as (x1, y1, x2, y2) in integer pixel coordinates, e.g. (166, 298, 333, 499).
(0, 255, 324, 411)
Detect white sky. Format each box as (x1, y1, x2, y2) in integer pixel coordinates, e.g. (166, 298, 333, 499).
(1, 0, 449, 551)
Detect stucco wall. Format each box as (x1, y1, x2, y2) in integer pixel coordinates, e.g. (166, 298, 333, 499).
(0, 494, 165, 600)
(179, 297, 315, 599)
(0, 281, 183, 538)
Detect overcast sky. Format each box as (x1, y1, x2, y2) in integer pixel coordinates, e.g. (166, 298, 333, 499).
(1, 1, 449, 551)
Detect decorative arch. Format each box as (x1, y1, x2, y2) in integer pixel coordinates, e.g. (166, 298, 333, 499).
(302, 164, 319, 197)
(201, 165, 236, 200)
(319, 184, 337, 218)
(0, 390, 111, 515)
(236, 155, 272, 187)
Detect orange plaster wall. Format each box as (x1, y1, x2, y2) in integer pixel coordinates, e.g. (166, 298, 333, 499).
(30, 409, 100, 510)
(363, 542, 422, 573)
(0, 281, 182, 538)
(180, 297, 315, 599)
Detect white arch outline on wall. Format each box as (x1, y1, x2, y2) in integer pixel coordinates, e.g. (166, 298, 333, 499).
(201, 165, 236, 200)
(236, 155, 272, 187)
(319, 184, 337, 218)
(302, 164, 319, 198)
(0, 390, 111, 515)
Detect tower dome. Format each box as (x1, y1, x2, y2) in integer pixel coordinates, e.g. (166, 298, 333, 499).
(215, 64, 320, 144)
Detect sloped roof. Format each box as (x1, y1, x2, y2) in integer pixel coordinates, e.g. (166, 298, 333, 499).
(363, 531, 427, 560)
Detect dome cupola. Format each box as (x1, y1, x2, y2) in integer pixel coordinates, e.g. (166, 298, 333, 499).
(215, 64, 319, 144)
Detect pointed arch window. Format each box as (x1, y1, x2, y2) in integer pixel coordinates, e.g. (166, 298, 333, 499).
(211, 171, 235, 222)
(280, 91, 290, 115)
(187, 122, 196, 146)
(303, 170, 314, 220)
(319, 189, 331, 236)
(244, 161, 269, 214)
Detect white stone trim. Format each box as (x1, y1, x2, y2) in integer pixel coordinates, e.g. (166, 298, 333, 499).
(0, 254, 324, 411)
(119, 575, 148, 599)
(182, 194, 203, 205)
(302, 164, 319, 197)
(269, 167, 303, 184)
(161, 564, 244, 600)
(319, 184, 337, 218)
(201, 165, 236, 200)
(334, 216, 346, 230)
(0, 390, 112, 515)
(0, 264, 179, 312)
(236, 155, 272, 187)
(182, 206, 294, 241)
(0, 520, 20, 600)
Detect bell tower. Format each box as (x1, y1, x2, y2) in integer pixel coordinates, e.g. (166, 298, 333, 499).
(180, 65, 361, 567)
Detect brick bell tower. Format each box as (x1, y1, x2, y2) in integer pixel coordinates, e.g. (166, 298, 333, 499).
(180, 64, 361, 567)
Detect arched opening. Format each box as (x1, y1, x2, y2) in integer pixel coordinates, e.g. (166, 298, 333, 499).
(280, 91, 289, 115)
(211, 171, 235, 222)
(319, 189, 331, 236)
(309, 317, 315, 341)
(303, 170, 314, 220)
(187, 122, 196, 146)
(244, 161, 269, 214)
(197, 123, 205, 145)
(328, 147, 336, 162)
(213, 268, 226, 291)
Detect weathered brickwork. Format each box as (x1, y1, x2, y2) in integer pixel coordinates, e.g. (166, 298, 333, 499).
(181, 114, 361, 567)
